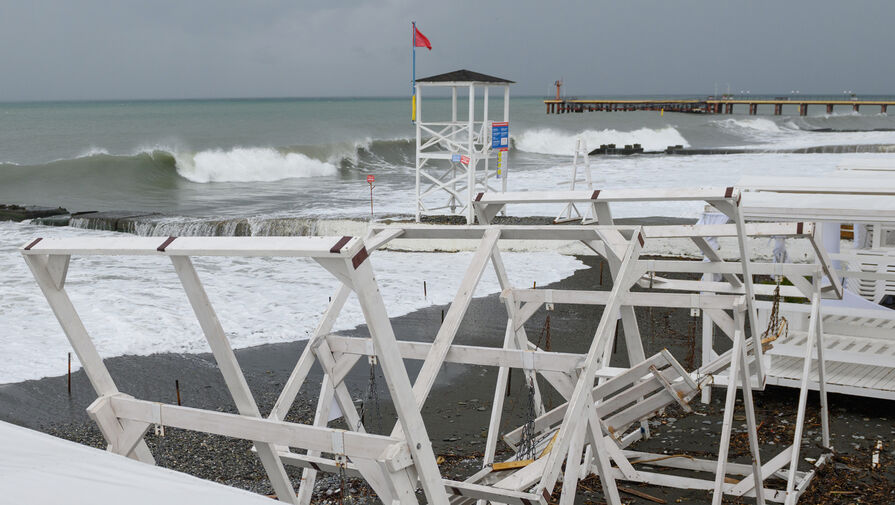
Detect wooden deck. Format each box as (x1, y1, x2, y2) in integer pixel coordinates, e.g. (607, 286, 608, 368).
(766, 332, 895, 401)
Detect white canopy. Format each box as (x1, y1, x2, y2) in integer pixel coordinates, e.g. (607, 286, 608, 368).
(0, 421, 272, 504)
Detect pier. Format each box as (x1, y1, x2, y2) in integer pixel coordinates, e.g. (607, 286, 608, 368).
(544, 98, 895, 115)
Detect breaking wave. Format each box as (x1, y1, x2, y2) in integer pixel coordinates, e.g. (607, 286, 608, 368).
(712, 117, 787, 135)
(0, 138, 416, 188)
(514, 127, 690, 155)
(173, 147, 337, 183)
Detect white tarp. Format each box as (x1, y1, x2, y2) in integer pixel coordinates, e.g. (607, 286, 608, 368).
(0, 421, 273, 504)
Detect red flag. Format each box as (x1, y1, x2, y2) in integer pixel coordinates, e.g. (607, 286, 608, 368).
(414, 26, 432, 50)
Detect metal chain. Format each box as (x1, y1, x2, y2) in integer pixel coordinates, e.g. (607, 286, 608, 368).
(761, 280, 788, 344)
(337, 454, 348, 505)
(356, 356, 382, 433)
(516, 377, 538, 461)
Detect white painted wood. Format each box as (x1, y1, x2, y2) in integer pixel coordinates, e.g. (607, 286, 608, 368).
(109, 396, 403, 458)
(22, 254, 156, 464)
(46, 254, 70, 289)
(372, 221, 811, 241)
(535, 232, 644, 502)
(482, 320, 516, 468)
(739, 175, 895, 195)
(347, 257, 449, 505)
(711, 306, 748, 505)
(784, 290, 821, 505)
(170, 256, 298, 504)
(270, 283, 351, 422)
(393, 228, 500, 439)
(22, 236, 364, 257)
(295, 375, 337, 505)
(740, 192, 895, 223)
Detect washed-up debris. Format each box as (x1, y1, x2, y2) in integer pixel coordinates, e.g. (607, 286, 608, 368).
(871, 439, 883, 470)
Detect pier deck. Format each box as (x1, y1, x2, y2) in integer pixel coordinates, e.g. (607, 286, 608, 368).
(544, 98, 895, 115)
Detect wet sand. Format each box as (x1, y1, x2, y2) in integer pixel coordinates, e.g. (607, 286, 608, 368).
(1, 253, 893, 504)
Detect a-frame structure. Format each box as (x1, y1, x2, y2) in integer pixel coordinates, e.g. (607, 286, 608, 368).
(22, 186, 838, 505)
(21, 235, 450, 505)
(555, 137, 596, 224)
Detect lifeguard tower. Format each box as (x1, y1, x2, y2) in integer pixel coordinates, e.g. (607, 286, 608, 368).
(414, 70, 513, 223)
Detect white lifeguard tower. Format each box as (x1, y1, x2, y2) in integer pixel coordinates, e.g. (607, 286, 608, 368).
(414, 69, 513, 223)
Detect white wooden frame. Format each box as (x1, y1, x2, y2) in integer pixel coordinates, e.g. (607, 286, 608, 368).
(415, 80, 510, 224)
(555, 137, 595, 224)
(22, 235, 452, 505)
(737, 174, 895, 401)
(367, 212, 837, 505)
(22, 191, 839, 505)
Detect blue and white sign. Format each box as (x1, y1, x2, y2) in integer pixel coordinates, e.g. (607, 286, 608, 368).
(451, 153, 461, 162)
(491, 122, 509, 151)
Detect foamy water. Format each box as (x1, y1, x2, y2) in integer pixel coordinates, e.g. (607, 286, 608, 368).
(0, 221, 585, 384)
(174, 147, 339, 183)
(711, 117, 895, 149)
(515, 126, 690, 154)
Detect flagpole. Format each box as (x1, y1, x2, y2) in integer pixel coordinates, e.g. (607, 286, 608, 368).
(411, 21, 416, 122)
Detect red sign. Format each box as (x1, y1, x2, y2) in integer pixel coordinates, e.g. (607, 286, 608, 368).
(366, 175, 375, 183)
(460, 155, 470, 165)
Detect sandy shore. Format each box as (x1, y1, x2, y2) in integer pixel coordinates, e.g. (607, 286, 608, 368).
(1, 251, 893, 504)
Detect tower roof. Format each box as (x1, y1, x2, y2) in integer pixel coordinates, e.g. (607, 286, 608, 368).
(416, 69, 514, 84)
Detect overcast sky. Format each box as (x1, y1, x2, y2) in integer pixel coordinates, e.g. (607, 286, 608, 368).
(1, 1, 893, 101)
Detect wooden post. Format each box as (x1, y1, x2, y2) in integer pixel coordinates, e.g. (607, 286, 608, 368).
(348, 255, 450, 505)
(171, 256, 298, 504)
(23, 254, 156, 464)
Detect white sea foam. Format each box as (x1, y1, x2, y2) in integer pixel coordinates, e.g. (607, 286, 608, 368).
(173, 147, 338, 183)
(0, 221, 585, 384)
(713, 117, 785, 135)
(712, 117, 895, 149)
(514, 127, 690, 155)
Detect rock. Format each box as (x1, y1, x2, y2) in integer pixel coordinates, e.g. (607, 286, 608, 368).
(0, 204, 68, 222)
(70, 211, 164, 233)
(31, 214, 71, 227)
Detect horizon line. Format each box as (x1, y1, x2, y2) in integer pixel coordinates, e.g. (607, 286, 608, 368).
(2, 91, 888, 105)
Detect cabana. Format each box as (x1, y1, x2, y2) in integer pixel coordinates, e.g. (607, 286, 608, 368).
(738, 175, 895, 400)
(0, 420, 276, 505)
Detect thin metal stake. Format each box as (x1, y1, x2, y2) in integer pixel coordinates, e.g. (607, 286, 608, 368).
(423, 280, 427, 298)
(67, 352, 71, 396)
(175, 379, 182, 406)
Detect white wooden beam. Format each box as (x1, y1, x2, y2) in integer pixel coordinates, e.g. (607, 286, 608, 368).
(348, 256, 449, 505)
(394, 228, 501, 438)
(170, 256, 297, 504)
(22, 254, 156, 464)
